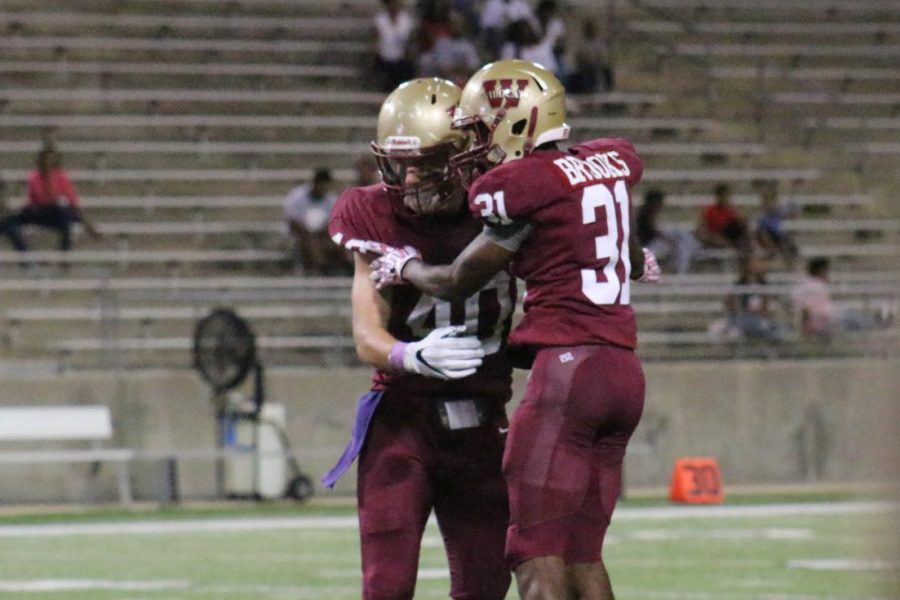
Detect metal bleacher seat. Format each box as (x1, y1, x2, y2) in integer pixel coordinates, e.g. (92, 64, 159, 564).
(628, 20, 900, 37)
(632, 0, 900, 13)
(710, 67, 900, 83)
(0, 35, 368, 55)
(0, 60, 358, 79)
(676, 43, 900, 61)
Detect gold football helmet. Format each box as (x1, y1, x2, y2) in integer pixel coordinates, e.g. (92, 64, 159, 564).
(451, 59, 570, 182)
(371, 78, 467, 216)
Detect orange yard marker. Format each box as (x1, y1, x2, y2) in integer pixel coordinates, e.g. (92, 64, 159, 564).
(669, 457, 724, 504)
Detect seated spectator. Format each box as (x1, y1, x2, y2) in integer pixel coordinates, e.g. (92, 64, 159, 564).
(479, 0, 537, 59)
(283, 168, 344, 275)
(791, 257, 893, 339)
(724, 254, 787, 342)
(373, 0, 416, 93)
(0, 146, 101, 252)
(567, 18, 614, 93)
(417, 11, 480, 85)
(755, 187, 798, 268)
(636, 189, 701, 275)
(695, 182, 752, 254)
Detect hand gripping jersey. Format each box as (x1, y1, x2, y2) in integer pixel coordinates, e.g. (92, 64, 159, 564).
(329, 184, 516, 404)
(469, 138, 643, 351)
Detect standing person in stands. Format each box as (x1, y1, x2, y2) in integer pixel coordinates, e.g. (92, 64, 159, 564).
(322, 78, 515, 600)
(373, 0, 416, 92)
(568, 18, 614, 93)
(0, 146, 101, 252)
(371, 60, 660, 600)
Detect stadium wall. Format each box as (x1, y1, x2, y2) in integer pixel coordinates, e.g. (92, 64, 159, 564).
(0, 358, 897, 503)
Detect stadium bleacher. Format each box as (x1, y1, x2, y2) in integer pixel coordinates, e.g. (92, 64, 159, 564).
(0, 0, 896, 373)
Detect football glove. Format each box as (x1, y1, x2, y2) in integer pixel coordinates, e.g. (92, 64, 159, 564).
(389, 325, 484, 380)
(637, 247, 661, 283)
(370, 244, 421, 289)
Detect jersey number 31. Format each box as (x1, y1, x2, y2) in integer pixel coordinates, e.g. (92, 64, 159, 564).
(581, 180, 631, 305)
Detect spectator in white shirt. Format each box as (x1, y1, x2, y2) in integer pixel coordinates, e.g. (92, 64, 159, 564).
(284, 168, 344, 275)
(374, 0, 416, 92)
(791, 257, 892, 338)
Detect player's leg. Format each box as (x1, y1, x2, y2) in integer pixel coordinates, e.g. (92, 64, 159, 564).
(515, 555, 567, 600)
(567, 561, 614, 600)
(562, 345, 645, 600)
(356, 403, 434, 600)
(503, 348, 593, 599)
(433, 416, 511, 600)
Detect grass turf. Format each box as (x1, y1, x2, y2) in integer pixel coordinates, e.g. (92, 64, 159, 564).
(0, 496, 897, 599)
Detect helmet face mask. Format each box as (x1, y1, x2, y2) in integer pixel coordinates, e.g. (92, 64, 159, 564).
(371, 78, 467, 217)
(372, 140, 464, 216)
(450, 60, 570, 187)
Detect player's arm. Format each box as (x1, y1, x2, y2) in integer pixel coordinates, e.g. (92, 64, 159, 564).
(402, 232, 514, 303)
(628, 225, 645, 280)
(350, 251, 396, 371)
(353, 250, 485, 378)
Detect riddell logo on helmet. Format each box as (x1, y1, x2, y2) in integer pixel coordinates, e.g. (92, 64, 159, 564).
(482, 79, 529, 108)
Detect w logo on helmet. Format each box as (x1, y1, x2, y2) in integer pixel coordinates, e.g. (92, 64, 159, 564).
(482, 79, 530, 109)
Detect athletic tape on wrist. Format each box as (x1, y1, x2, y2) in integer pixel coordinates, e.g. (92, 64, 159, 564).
(388, 342, 408, 372)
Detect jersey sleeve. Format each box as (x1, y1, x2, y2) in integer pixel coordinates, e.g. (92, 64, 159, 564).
(610, 138, 643, 188)
(468, 160, 556, 224)
(328, 186, 380, 253)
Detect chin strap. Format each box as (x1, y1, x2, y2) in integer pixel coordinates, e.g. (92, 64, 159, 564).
(522, 106, 539, 155)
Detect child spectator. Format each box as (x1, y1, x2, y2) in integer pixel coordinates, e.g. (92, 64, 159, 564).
(724, 254, 787, 342)
(755, 187, 798, 268)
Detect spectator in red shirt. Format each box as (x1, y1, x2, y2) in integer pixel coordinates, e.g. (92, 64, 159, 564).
(0, 147, 101, 252)
(695, 182, 751, 254)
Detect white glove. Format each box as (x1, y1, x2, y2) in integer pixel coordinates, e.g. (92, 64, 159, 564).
(389, 326, 484, 380)
(370, 245, 421, 290)
(637, 247, 661, 283)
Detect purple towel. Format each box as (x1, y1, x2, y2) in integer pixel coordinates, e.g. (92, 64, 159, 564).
(321, 390, 383, 489)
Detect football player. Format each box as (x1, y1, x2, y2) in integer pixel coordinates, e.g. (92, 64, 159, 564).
(322, 78, 517, 600)
(370, 60, 660, 600)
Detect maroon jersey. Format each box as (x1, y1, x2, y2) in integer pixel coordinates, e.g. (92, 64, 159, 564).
(468, 138, 643, 351)
(330, 184, 516, 403)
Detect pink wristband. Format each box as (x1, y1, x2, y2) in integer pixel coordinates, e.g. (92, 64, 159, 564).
(388, 342, 408, 372)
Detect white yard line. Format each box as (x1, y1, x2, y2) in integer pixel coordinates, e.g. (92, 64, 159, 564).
(608, 528, 814, 542)
(0, 501, 893, 538)
(0, 580, 348, 597)
(788, 558, 900, 571)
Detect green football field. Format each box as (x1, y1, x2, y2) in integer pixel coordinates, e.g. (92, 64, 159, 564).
(0, 498, 897, 600)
